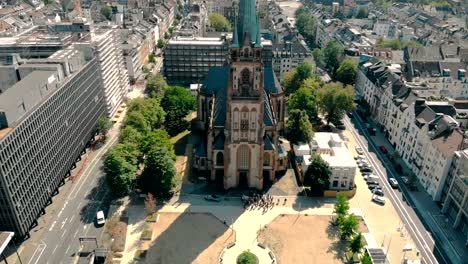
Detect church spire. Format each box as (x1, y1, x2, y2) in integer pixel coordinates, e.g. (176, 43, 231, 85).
(238, 0, 258, 45)
(232, 18, 239, 48)
(254, 15, 262, 48)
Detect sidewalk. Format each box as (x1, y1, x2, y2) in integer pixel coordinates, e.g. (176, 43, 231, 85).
(351, 116, 467, 263)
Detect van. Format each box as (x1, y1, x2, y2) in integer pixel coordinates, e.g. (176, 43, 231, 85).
(365, 174, 379, 182)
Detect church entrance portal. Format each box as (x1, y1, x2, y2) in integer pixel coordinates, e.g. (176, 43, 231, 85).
(215, 170, 224, 190)
(239, 171, 248, 189)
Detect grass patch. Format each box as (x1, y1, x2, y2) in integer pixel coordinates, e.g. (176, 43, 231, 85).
(170, 129, 190, 144)
(134, 250, 147, 261)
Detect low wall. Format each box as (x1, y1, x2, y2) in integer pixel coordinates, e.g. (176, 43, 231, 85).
(323, 188, 357, 198)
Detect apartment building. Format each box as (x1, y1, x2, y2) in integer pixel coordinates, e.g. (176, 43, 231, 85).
(75, 28, 129, 117)
(357, 56, 465, 200)
(271, 42, 314, 80)
(0, 48, 106, 238)
(441, 150, 468, 240)
(373, 20, 397, 39)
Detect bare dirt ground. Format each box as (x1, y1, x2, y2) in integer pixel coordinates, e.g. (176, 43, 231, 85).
(258, 215, 367, 264)
(142, 213, 235, 264)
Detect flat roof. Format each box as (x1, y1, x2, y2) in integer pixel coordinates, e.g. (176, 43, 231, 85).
(0, 232, 13, 256)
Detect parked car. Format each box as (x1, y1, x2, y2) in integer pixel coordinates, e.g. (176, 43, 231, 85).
(379, 145, 388, 154)
(361, 167, 373, 173)
(204, 194, 222, 202)
(361, 171, 372, 176)
(389, 178, 399, 188)
(347, 112, 354, 118)
(367, 127, 377, 136)
(372, 195, 386, 205)
(354, 155, 366, 160)
(368, 184, 379, 190)
(373, 188, 384, 196)
(355, 146, 364, 155)
(96, 211, 106, 226)
(401, 176, 410, 185)
(365, 175, 379, 182)
(366, 180, 379, 186)
(335, 121, 346, 130)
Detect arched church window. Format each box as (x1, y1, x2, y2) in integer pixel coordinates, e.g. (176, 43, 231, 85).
(216, 152, 224, 166)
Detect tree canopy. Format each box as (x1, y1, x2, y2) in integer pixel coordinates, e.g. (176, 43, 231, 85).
(100, 6, 112, 21)
(349, 232, 365, 257)
(295, 8, 317, 43)
(324, 41, 344, 71)
(282, 62, 314, 95)
(157, 39, 165, 49)
(312, 48, 326, 69)
(127, 98, 166, 130)
(104, 144, 139, 197)
(119, 126, 144, 147)
(208, 13, 231, 32)
(161, 86, 196, 118)
(339, 214, 359, 240)
(146, 74, 168, 99)
(287, 87, 319, 124)
(317, 83, 355, 125)
(140, 147, 177, 197)
(335, 59, 358, 85)
(285, 110, 314, 144)
(140, 129, 175, 159)
(356, 7, 369, 18)
(303, 155, 332, 191)
(95, 116, 112, 135)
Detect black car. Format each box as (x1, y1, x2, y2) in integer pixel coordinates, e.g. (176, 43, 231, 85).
(367, 127, 377, 136)
(361, 167, 373, 173)
(366, 180, 379, 185)
(368, 184, 379, 190)
(347, 112, 354, 118)
(373, 189, 384, 196)
(361, 171, 372, 176)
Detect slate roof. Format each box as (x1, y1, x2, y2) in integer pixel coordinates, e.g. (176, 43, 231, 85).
(426, 103, 457, 117)
(213, 133, 225, 150)
(195, 141, 207, 157)
(263, 90, 274, 126)
(264, 67, 282, 94)
(213, 85, 227, 127)
(264, 135, 275, 150)
(201, 67, 230, 95)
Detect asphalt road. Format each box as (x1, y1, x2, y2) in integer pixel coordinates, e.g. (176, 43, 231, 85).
(26, 132, 119, 264)
(343, 113, 448, 264)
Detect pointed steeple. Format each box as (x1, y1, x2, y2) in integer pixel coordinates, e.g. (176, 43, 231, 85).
(254, 15, 262, 48)
(232, 18, 239, 48)
(238, 0, 258, 45)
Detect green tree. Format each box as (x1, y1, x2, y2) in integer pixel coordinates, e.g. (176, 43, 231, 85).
(333, 193, 350, 224)
(119, 126, 144, 147)
(324, 41, 344, 71)
(295, 12, 317, 42)
(140, 129, 175, 159)
(140, 147, 177, 197)
(258, 10, 267, 18)
(104, 145, 139, 196)
(145, 74, 168, 99)
(95, 116, 112, 135)
(128, 98, 166, 130)
(339, 214, 359, 240)
(101, 6, 112, 21)
(287, 87, 319, 124)
(303, 155, 332, 191)
(237, 251, 257, 264)
(312, 48, 326, 69)
(285, 110, 313, 144)
(349, 233, 365, 258)
(148, 54, 155, 63)
(335, 59, 358, 85)
(282, 62, 314, 95)
(43, 0, 53, 5)
(124, 111, 151, 134)
(300, 75, 323, 91)
(208, 13, 231, 32)
(361, 254, 373, 264)
(157, 39, 165, 49)
(356, 7, 369, 18)
(295, 6, 306, 17)
(317, 83, 355, 125)
(164, 32, 170, 39)
(164, 110, 190, 136)
(161, 86, 196, 118)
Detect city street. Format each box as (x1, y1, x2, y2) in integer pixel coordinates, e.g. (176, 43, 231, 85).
(343, 114, 447, 264)
(23, 128, 120, 264)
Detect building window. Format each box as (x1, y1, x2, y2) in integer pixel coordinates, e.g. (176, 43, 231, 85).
(238, 145, 250, 170)
(216, 152, 224, 166)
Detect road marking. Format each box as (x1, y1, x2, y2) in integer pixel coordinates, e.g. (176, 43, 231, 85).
(60, 217, 68, 230)
(52, 245, 58, 255)
(65, 245, 71, 254)
(29, 241, 47, 264)
(70, 215, 75, 223)
(345, 116, 440, 264)
(49, 221, 57, 231)
(61, 230, 67, 238)
(74, 230, 79, 238)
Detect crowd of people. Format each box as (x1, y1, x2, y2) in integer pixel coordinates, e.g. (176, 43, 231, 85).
(241, 193, 287, 213)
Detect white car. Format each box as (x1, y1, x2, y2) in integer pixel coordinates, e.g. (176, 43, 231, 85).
(355, 146, 364, 155)
(354, 155, 366, 160)
(389, 178, 399, 188)
(96, 210, 106, 226)
(372, 195, 386, 205)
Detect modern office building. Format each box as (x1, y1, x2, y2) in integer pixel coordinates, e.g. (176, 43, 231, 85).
(0, 48, 106, 238)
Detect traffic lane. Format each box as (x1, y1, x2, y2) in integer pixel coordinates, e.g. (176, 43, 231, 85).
(345, 118, 438, 264)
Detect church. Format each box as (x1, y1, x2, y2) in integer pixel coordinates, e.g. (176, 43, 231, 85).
(193, 0, 287, 190)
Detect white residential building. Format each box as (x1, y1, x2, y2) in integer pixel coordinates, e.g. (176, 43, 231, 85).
(75, 28, 129, 117)
(311, 133, 356, 190)
(373, 20, 397, 39)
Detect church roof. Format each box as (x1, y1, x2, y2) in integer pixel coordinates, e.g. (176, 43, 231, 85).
(213, 84, 227, 127)
(195, 141, 207, 157)
(263, 90, 274, 126)
(264, 67, 282, 94)
(213, 133, 225, 150)
(201, 67, 230, 95)
(264, 135, 275, 150)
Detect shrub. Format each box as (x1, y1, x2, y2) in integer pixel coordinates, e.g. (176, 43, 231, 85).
(237, 251, 258, 264)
